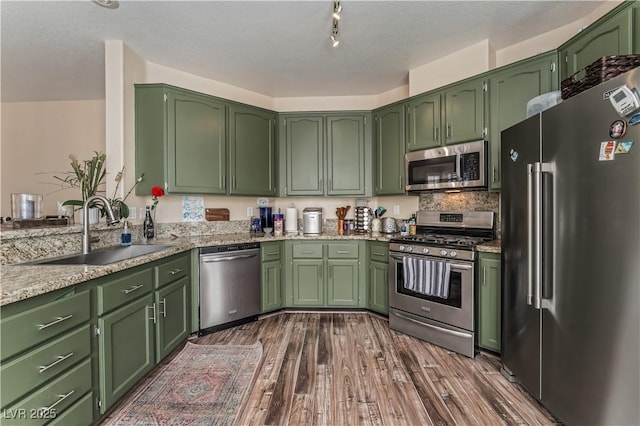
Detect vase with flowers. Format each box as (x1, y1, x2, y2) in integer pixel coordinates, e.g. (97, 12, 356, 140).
(108, 167, 144, 220)
(150, 185, 165, 221)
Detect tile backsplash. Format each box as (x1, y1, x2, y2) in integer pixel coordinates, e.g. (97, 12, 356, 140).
(419, 191, 501, 238)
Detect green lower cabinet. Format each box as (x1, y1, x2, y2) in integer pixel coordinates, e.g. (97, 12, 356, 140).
(369, 261, 389, 315)
(477, 252, 501, 353)
(261, 260, 282, 312)
(291, 259, 325, 306)
(98, 295, 155, 413)
(48, 391, 94, 426)
(327, 259, 360, 306)
(285, 241, 366, 308)
(155, 276, 190, 361)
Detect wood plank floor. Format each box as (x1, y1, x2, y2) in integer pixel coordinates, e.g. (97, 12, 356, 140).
(194, 312, 558, 425)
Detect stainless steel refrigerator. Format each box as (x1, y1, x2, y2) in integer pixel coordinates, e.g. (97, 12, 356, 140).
(501, 68, 640, 425)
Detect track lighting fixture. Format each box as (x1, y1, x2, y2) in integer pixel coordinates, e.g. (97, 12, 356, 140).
(330, 0, 341, 47)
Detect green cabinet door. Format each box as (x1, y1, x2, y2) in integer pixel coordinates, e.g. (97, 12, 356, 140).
(261, 260, 282, 313)
(488, 52, 558, 190)
(228, 104, 277, 196)
(285, 116, 324, 195)
(560, 2, 634, 80)
(369, 261, 389, 315)
(407, 92, 442, 150)
(155, 276, 190, 362)
(166, 88, 227, 194)
(135, 85, 227, 195)
(98, 296, 155, 413)
(325, 115, 367, 195)
(326, 259, 360, 306)
(374, 103, 406, 195)
(477, 253, 501, 353)
(291, 259, 325, 306)
(444, 77, 486, 145)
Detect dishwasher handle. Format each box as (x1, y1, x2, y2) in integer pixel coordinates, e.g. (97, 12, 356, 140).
(201, 252, 259, 263)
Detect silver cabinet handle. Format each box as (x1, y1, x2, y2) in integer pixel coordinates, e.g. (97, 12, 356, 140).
(434, 127, 439, 141)
(122, 284, 144, 294)
(41, 390, 74, 412)
(149, 304, 157, 324)
(38, 315, 73, 331)
(483, 267, 487, 286)
(336, 250, 350, 254)
(169, 268, 182, 275)
(160, 298, 167, 317)
(301, 250, 315, 254)
(328, 265, 333, 279)
(446, 123, 451, 138)
(493, 166, 498, 183)
(222, 175, 226, 189)
(39, 352, 74, 373)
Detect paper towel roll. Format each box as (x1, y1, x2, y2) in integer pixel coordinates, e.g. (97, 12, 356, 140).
(285, 207, 298, 232)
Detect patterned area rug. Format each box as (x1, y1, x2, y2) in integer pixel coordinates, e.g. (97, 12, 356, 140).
(103, 342, 263, 426)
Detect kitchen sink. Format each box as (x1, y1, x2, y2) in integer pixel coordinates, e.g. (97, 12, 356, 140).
(26, 244, 174, 266)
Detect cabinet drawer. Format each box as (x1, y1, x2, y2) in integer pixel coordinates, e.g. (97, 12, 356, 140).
(1, 358, 91, 426)
(1, 325, 91, 408)
(0, 290, 90, 362)
(369, 243, 389, 262)
(156, 253, 190, 288)
(292, 243, 323, 259)
(48, 391, 93, 426)
(261, 243, 282, 262)
(97, 267, 153, 315)
(327, 243, 359, 259)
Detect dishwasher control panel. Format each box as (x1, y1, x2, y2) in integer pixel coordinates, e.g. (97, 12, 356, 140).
(200, 242, 260, 254)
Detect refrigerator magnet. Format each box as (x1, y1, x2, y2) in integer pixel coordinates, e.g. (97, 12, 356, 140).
(609, 120, 627, 139)
(599, 141, 616, 161)
(614, 141, 634, 154)
(628, 113, 640, 126)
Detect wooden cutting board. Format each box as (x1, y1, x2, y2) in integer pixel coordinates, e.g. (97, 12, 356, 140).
(205, 208, 230, 221)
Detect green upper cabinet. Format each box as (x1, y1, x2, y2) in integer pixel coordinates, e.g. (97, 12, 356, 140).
(136, 85, 226, 195)
(406, 76, 486, 151)
(487, 51, 558, 190)
(280, 113, 372, 197)
(283, 115, 324, 196)
(373, 102, 406, 195)
(407, 92, 441, 150)
(228, 104, 277, 196)
(326, 115, 367, 195)
(559, 1, 636, 80)
(444, 76, 486, 145)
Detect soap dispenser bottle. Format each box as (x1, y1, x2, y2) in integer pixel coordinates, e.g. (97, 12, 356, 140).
(121, 220, 132, 246)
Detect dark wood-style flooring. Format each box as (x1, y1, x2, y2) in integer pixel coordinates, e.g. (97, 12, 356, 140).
(193, 312, 557, 425)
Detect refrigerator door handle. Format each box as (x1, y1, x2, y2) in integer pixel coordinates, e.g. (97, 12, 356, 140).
(529, 162, 549, 310)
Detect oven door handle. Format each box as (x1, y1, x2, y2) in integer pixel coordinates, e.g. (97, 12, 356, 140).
(391, 311, 472, 339)
(389, 254, 473, 271)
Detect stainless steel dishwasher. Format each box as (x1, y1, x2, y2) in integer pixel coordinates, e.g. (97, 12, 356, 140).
(199, 242, 261, 334)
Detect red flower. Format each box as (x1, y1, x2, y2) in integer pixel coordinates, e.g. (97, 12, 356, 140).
(151, 186, 165, 197)
(151, 186, 164, 211)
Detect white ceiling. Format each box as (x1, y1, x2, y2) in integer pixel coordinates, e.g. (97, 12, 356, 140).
(1, 0, 606, 102)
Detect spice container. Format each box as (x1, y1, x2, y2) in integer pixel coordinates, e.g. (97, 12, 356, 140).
(273, 213, 284, 236)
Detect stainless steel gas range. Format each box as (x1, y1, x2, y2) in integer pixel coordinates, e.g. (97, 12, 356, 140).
(388, 211, 495, 358)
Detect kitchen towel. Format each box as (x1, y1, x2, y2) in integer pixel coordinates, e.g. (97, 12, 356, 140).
(285, 207, 298, 232)
(403, 257, 451, 298)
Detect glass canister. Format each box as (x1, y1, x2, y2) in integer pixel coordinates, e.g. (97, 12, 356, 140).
(11, 193, 43, 220)
(273, 213, 284, 236)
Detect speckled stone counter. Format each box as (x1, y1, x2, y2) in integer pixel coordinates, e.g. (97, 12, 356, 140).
(1, 229, 395, 306)
(477, 239, 501, 253)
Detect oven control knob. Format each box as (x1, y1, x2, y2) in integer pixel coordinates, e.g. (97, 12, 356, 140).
(399, 245, 405, 251)
(405, 246, 413, 252)
(440, 249, 448, 256)
(450, 250, 457, 257)
(422, 247, 430, 254)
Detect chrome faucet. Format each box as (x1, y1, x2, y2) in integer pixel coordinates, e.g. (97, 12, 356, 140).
(82, 194, 120, 254)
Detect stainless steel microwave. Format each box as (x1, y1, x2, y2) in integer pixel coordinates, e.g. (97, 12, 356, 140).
(405, 140, 487, 192)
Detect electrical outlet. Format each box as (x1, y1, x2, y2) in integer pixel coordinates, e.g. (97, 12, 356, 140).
(393, 205, 400, 215)
(247, 207, 254, 217)
(129, 207, 136, 219)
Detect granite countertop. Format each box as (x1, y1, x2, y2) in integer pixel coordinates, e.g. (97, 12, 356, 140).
(476, 239, 502, 253)
(1, 231, 395, 306)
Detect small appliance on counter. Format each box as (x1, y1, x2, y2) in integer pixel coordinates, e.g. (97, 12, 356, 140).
(381, 217, 397, 234)
(302, 207, 323, 235)
(11, 193, 43, 220)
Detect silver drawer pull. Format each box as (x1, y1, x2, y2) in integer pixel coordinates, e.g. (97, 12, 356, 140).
(336, 250, 350, 254)
(37, 315, 73, 331)
(149, 304, 157, 324)
(169, 268, 182, 275)
(41, 390, 74, 412)
(301, 250, 315, 254)
(122, 284, 144, 294)
(160, 298, 167, 317)
(39, 352, 74, 373)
